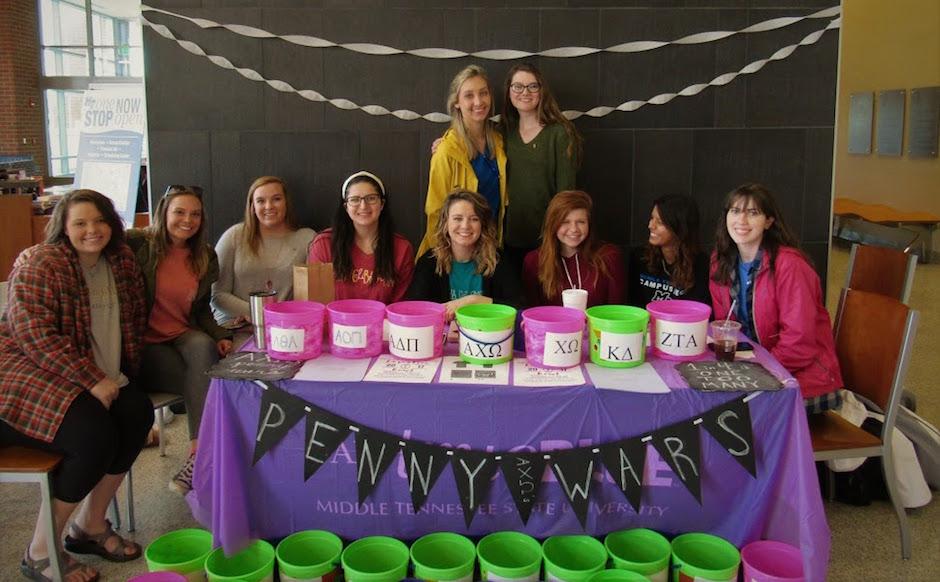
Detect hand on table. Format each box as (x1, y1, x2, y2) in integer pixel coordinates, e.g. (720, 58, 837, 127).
(217, 339, 234, 357)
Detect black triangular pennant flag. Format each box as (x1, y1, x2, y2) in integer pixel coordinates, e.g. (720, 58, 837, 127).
(499, 452, 547, 525)
(549, 448, 597, 529)
(650, 420, 702, 504)
(402, 441, 450, 513)
(303, 405, 352, 481)
(252, 383, 307, 465)
(599, 437, 647, 513)
(355, 428, 401, 504)
(702, 396, 757, 477)
(452, 449, 498, 528)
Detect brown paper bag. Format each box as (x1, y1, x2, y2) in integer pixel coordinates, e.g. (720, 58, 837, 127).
(293, 262, 335, 303)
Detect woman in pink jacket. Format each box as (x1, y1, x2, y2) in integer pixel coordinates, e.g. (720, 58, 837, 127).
(710, 183, 843, 413)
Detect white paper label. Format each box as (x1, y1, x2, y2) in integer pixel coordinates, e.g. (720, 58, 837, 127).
(648, 567, 668, 582)
(483, 571, 539, 582)
(654, 319, 706, 357)
(333, 323, 367, 348)
(542, 330, 582, 367)
(459, 327, 513, 361)
(599, 330, 644, 362)
(269, 326, 305, 353)
(388, 322, 434, 359)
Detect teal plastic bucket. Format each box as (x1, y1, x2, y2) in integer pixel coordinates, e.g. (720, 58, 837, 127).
(586, 305, 649, 368)
(476, 531, 542, 581)
(145, 528, 213, 581)
(455, 304, 517, 365)
(586, 570, 649, 582)
(205, 540, 275, 582)
(604, 528, 671, 582)
(670, 533, 740, 582)
(542, 536, 607, 582)
(410, 532, 476, 581)
(341, 536, 409, 582)
(276, 530, 343, 581)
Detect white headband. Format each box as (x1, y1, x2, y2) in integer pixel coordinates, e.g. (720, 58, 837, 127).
(342, 171, 386, 200)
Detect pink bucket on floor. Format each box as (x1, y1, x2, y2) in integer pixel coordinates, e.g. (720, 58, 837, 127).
(128, 573, 188, 582)
(386, 301, 446, 360)
(327, 299, 385, 358)
(741, 540, 805, 582)
(264, 301, 325, 361)
(521, 306, 585, 368)
(646, 299, 711, 361)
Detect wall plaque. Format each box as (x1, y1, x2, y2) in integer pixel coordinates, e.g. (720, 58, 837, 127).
(876, 89, 905, 156)
(908, 86, 939, 158)
(847, 92, 873, 155)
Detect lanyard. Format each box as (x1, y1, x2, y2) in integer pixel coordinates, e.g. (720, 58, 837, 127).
(562, 253, 582, 290)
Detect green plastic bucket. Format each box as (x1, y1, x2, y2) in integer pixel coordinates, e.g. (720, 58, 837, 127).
(276, 530, 343, 582)
(205, 540, 275, 582)
(604, 529, 671, 582)
(477, 531, 542, 581)
(411, 532, 476, 582)
(542, 536, 608, 582)
(670, 533, 740, 582)
(455, 304, 517, 365)
(341, 536, 409, 582)
(586, 570, 649, 582)
(145, 528, 213, 581)
(586, 305, 649, 368)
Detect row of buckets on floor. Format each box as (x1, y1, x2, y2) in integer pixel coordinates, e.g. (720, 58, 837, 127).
(132, 527, 806, 582)
(266, 298, 712, 368)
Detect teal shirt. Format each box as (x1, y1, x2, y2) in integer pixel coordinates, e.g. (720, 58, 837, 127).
(449, 260, 483, 299)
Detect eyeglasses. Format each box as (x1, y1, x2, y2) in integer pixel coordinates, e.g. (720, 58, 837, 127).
(728, 207, 763, 218)
(164, 185, 204, 198)
(345, 194, 382, 206)
(509, 82, 541, 94)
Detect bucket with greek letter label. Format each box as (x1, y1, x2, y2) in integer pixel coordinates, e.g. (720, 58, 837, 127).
(646, 300, 711, 361)
(521, 306, 585, 368)
(327, 299, 385, 358)
(586, 306, 649, 368)
(455, 304, 517, 365)
(264, 301, 325, 361)
(385, 301, 446, 360)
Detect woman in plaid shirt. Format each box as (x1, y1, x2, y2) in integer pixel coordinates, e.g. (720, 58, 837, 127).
(0, 190, 154, 581)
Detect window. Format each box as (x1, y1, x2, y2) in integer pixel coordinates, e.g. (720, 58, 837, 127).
(39, 0, 145, 176)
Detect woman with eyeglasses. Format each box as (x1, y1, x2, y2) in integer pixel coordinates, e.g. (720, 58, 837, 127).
(212, 176, 315, 329)
(417, 65, 507, 259)
(627, 194, 711, 307)
(1, 190, 153, 581)
(409, 189, 521, 327)
(523, 190, 624, 307)
(308, 171, 414, 303)
(710, 183, 842, 412)
(501, 63, 582, 270)
(127, 186, 233, 496)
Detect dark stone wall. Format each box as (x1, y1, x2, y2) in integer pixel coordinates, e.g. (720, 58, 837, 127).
(143, 0, 838, 278)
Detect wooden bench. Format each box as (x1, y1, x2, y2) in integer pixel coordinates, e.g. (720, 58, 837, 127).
(834, 197, 940, 261)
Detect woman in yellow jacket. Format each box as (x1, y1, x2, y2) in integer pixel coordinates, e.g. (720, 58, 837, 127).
(417, 65, 508, 258)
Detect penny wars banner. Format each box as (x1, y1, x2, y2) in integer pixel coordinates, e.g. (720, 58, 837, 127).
(251, 381, 757, 529)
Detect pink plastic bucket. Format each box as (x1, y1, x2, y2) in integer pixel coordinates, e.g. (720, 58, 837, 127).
(264, 301, 325, 361)
(741, 541, 804, 582)
(386, 301, 446, 360)
(521, 306, 585, 368)
(646, 300, 711, 361)
(327, 299, 385, 358)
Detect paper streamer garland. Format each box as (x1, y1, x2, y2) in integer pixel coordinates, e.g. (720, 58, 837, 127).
(142, 15, 839, 123)
(250, 380, 763, 529)
(140, 4, 839, 61)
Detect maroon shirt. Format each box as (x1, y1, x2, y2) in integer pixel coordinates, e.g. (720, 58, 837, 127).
(522, 244, 626, 308)
(309, 229, 415, 304)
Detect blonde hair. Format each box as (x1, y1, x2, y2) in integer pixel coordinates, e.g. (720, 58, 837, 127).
(446, 65, 500, 160)
(432, 189, 499, 278)
(241, 176, 299, 256)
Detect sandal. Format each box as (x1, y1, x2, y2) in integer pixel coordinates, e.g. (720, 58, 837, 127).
(21, 548, 99, 582)
(64, 519, 142, 562)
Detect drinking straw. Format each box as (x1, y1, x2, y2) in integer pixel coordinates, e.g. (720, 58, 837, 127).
(725, 298, 737, 325)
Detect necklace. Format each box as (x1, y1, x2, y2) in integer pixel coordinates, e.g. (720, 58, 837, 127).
(562, 253, 582, 290)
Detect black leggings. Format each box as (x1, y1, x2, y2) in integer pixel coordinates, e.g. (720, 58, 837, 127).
(0, 384, 154, 503)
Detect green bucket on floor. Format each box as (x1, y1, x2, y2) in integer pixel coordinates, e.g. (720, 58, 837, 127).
(670, 533, 740, 582)
(276, 530, 343, 581)
(145, 528, 213, 580)
(604, 528, 671, 581)
(585, 570, 649, 582)
(542, 535, 607, 582)
(476, 531, 542, 581)
(410, 532, 476, 581)
(341, 536, 409, 582)
(205, 539, 275, 582)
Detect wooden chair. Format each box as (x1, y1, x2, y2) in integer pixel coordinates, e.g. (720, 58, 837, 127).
(0, 446, 66, 580)
(844, 243, 918, 305)
(810, 289, 919, 559)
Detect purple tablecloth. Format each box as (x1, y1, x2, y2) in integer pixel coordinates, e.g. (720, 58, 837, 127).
(188, 351, 829, 581)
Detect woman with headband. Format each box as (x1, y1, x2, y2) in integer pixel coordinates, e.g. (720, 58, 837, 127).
(308, 171, 415, 303)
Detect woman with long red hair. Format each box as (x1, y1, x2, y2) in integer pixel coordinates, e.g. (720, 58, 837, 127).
(522, 190, 625, 308)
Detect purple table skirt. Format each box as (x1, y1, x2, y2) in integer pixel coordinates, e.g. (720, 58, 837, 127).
(188, 350, 829, 581)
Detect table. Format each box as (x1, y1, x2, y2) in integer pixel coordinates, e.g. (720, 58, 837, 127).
(188, 349, 829, 581)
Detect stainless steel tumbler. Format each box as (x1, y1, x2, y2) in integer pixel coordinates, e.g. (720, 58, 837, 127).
(249, 289, 278, 350)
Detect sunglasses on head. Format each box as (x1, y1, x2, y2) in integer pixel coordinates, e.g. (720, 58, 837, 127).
(164, 185, 204, 198)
